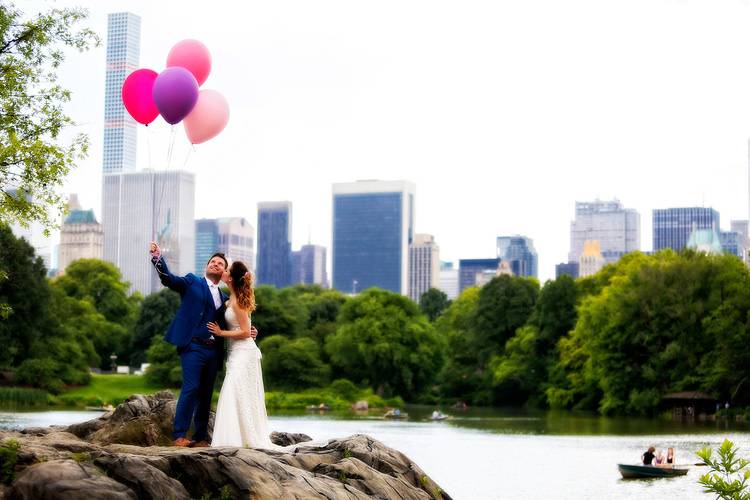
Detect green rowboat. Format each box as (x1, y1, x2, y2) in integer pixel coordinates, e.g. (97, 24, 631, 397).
(618, 464, 689, 479)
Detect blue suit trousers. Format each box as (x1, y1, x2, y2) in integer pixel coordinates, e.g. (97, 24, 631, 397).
(174, 342, 220, 440)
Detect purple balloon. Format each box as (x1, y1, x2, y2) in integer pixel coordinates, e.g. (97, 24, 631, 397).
(152, 67, 199, 125)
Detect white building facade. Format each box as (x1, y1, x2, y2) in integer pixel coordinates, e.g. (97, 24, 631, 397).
(103, 170, 195, 295)
(408, 233, 440, 302)
(569, 200, 640, 265)
(59, 195, 103, 273)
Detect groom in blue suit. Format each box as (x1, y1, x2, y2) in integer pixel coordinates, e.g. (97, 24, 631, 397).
(149, 242, 256, 447)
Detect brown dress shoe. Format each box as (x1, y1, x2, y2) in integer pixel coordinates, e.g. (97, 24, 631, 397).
(173, 437, 193, 447)
(190, 440, 210, 448)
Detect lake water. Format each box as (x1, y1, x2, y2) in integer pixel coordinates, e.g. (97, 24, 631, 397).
(1, 405, 748, 499)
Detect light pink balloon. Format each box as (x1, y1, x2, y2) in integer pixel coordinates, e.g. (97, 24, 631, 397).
(167, 39, 212, 86)
(183, 90, 229, 144)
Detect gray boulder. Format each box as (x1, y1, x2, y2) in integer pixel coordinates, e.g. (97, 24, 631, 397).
(0, 394, 449, 499)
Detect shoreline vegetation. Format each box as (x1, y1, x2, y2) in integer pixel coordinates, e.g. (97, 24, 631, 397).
(6, 222, 750, 419)
(0, 374, 405, 411)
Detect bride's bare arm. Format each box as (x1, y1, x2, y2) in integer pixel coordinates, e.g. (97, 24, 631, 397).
(207, 304, 253, 339)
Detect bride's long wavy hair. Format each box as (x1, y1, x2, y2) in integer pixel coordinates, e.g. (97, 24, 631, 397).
(229, 261, 255, 312)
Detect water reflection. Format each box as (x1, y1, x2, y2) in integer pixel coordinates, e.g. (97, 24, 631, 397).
(0, 406, 746, 499)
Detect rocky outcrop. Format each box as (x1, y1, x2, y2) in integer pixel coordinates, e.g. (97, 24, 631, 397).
(0, 393, 449, 499)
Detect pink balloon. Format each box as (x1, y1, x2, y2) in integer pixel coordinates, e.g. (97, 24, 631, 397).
(167, 39, 212, 86)
(121, 69, 159, 125)
(183, 90, 229, 144)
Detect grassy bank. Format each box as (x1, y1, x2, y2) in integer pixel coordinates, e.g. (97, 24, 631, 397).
(57, 374, 175, 407)
(50, 375, 404, 411)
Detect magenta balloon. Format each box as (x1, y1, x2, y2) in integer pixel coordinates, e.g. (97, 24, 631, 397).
(121, 69, 159, 125)
(152, 67, 199, 125)
(183, 89, 230, 144)
(167, 39, 212, 86)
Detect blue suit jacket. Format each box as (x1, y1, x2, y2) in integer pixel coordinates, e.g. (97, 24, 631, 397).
(151, 256, 227, 349)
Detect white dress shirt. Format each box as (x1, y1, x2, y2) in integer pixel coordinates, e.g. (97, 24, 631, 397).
(205, 277, 222, 309)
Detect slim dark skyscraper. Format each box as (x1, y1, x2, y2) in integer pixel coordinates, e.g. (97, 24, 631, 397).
(256, 202, 292, 288)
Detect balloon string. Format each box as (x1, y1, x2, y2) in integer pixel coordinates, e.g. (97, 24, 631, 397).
(165, 126, 176, 171)
(154, 126, 177, 245)
(146, 125, 152, 170)
(181, 144, 195, 170)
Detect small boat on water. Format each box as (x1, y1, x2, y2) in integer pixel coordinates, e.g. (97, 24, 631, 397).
(430, 411, 448, 421)
(618, 464, 689, 479)
(383, 409, 408, 419)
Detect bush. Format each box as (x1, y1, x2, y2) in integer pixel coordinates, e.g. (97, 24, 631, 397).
(330, 379, 358, 401)
(15, 358, 63, 394)
(260, 336, 331, 390)
(0, 439, 20, 484)
(145, 336, 180, 387)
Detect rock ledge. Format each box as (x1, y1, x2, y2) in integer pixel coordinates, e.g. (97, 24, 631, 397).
(0, 393, 449, 499)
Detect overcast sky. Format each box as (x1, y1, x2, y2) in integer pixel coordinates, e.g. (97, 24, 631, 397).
(26, 0, 750, 281)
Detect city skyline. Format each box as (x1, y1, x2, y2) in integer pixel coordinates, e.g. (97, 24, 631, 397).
(27, 0, 750, 282)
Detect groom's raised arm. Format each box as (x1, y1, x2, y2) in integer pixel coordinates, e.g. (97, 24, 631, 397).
(149, 242, 189, 294)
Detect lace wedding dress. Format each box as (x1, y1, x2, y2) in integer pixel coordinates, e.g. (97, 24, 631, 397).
(211, 306, 278, 449)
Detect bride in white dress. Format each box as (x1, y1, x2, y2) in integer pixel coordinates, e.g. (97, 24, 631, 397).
(207, 260, 278, 449)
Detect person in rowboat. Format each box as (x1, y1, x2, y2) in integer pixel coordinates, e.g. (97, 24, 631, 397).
(642, 446, 656, 465)
(666, 447, 675, 464)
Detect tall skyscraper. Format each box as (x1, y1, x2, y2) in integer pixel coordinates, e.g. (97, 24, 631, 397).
(569, 200, 640, 264)
(257, 202, 292, 288)
(497, 235, 538, 278)
(439, 261, 459, 299)
(103, 170, 195, 295)
(332, 180, 415, 295)
(59, 194, 103, 273)
(408, 234, 440, 302)
(195, 217, 255, 274)
(103, 12, 140, 174)
(652, 207, 720, 252)
(291, 244, 328, 287)
(458, 258, 500, 293)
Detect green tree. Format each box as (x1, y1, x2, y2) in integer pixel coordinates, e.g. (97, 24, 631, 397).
(435, 287, 483, 402)
(532, 275, 579, 354)
(489, 325, 544, 404)
(130, 289, 179, 367)
(419, 288, 451, 322)
(259, 335, 331, 390)
(574, 251, 747, 415)
(251, 285, 306, 338)
(0, 3, 98, 231)
(493, 275, 580, 407)
(471, 275, 539, 364)
(325, 288, 445, 400)
(0, 224, 49, 366)
(0, 226, 96, 390)
(53, 259, 140, 368)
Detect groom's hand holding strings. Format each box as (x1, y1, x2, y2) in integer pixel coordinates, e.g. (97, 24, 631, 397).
(149, 241, 162, 261)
